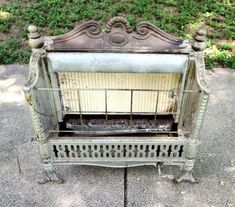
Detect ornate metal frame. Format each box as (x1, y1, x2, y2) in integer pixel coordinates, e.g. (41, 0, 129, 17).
(24, 17, 209, 184)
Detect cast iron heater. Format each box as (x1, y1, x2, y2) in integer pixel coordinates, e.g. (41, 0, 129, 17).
(24, 17, 209, 184)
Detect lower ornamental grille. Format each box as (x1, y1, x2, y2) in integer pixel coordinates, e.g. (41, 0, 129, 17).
(50, 143, 185, 161)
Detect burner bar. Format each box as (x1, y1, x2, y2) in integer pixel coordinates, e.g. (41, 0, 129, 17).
(48, 129, 182, 136)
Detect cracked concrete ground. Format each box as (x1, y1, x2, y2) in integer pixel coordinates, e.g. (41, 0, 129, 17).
(0, 65, 234, 207)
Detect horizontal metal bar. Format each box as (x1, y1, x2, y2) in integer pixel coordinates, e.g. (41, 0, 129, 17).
(36, 87, 199, 93)
(50, 162, 187, 168)
(61, 111, 180, 115)
(48, 129, 183, 135)
(48, 53, 189, 73)
(48, 134, 187, 141)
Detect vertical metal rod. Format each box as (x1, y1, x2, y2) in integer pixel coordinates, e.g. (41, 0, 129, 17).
(154, 92, 159, 127)
(105, 90, 108, 125)
(41, 61, 58, 129)
(69, 73, 74, 112)
(171, 91, 175, 114)
(175, 67, 188, 122)
(77, 90, 83, 126)
(178, 58, 193, 130)
(130, 90, 133, 127)
(124, 167, 128, 207)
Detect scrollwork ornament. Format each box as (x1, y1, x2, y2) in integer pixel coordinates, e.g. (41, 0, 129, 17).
(105, 16, 132, 33)
(136, 22, 151, 36)
(84, 21, 102, 38)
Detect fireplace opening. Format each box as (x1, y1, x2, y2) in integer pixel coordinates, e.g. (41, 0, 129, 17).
(58, 114, 178, 137)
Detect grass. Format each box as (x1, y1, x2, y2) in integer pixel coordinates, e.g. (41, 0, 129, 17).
(0, 0, 234, 68)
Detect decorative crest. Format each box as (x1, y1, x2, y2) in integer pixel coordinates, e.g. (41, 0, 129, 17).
(28, 17, 203, 53)
(105, 16, 132, 33)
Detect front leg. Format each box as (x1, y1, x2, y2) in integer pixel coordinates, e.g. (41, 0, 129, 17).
(39, 162, 64, 184)
(38, 142, 64, 184)
(174, 160, 199, 183)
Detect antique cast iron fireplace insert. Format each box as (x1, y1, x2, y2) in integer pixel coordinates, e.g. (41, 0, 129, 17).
(24, 17, 209, 184)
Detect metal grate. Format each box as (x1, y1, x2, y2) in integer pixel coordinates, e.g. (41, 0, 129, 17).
(57, 72, 181, 113)
(36, 72, 199, 135)
(51, 143, 185, 161)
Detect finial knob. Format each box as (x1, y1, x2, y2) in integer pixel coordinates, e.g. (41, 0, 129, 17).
(28, 25, 41, 39)
(28, 25, 38, 33)
(28, 25, 43, 49)
(197, 28, 206, 36)
(192, 28, 207, 51)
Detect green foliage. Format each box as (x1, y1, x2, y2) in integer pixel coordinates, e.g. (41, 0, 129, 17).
(0, 0, 234, 68)
(206, 54, 235, 69)
(217, 44, 233, 51)
(0, 37, 30, 64)
(0, 11, 14, 32)
(206, 44, 235, 69)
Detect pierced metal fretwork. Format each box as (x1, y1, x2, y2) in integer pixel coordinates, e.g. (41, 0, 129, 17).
(51, 142, 185, 161)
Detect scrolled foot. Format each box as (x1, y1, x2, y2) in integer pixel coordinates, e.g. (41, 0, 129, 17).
(173, 160, 199, 184)
(174, 170, 198, 183)
(38, 163, 64, 184)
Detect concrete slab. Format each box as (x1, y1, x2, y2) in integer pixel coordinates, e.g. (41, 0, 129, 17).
(0, 64, 124, 207)
(1, 65, 235, 207)
(126, 68, 235, 207)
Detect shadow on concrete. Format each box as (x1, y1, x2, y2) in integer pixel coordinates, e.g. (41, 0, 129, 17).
(1, 65, 234, 207)
(126, 68, 235, 207)
(0, 65, 124, 207)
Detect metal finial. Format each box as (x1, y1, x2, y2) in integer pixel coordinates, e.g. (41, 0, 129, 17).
(192, 28, 207, 51)
(28, 25, 43, 49)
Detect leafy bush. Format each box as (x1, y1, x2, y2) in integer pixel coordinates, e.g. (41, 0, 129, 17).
(0, 0, 234, 68)
(0, 38, 30, 64)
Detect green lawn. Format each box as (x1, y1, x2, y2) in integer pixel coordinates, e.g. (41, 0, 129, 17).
(0, 0, 234, 68)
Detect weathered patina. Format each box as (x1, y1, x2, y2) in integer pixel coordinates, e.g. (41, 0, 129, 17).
(24, 17, 209, 184)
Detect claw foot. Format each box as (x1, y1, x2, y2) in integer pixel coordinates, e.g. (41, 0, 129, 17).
(38, 163, 64, 184)
(174, 160, 199, 184)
